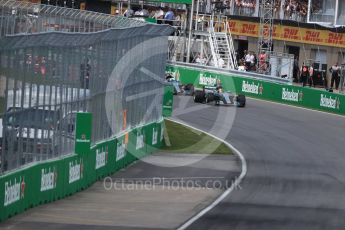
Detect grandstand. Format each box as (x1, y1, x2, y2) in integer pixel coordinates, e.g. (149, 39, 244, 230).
(45, 0, 343, 88)
(2, 0, 345, 88)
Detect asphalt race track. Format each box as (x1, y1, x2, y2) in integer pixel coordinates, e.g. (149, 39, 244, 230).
(1, 95, 345, 230)
(174, 96, 345, 230)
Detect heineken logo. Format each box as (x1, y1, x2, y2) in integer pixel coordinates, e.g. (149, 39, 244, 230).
(69, 159, 83, 184)
(40, 167, 57, 192)
(4, 176, 25, 206)
(282, 88, 303, 102)
(199, 74, 217, 86)
(152, 127, 158, 145)
(116, 141, 126, 161)
(76, 139, 90, 143)
(136, 131, 144, 150)
(320, 94, 340, 109)
(95, 146, 108, 169)
(242, 81, 262, 95)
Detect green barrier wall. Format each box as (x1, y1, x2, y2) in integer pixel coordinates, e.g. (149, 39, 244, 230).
(163, 85, 174, 117)
(166, 64, 345, 116)
(0, 116, 165, 222)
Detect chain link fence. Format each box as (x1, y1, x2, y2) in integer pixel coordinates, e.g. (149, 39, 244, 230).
(0, 0, 174, 172)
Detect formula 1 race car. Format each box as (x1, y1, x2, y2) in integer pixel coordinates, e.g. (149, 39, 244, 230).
(193, 86, 246, 107)
(166, 74, 195, 96)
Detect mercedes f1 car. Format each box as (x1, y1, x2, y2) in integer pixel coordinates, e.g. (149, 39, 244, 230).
(193, 86, 246, 107)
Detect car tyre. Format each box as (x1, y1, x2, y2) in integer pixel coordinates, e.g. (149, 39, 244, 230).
(205, 93, 214, 103)
(236, 94, 246, 107)
(194, 90, 205, 103)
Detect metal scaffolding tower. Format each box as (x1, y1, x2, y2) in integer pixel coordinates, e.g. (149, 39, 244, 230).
(257, 0, 275, 72)
(169, 0, 237, 70)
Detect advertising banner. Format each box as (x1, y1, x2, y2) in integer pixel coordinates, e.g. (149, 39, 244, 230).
(0, 120, 165, 222)
(167, 64, 345, 115)
(75, 112, 92, 156)
(228, 19, 345, 48)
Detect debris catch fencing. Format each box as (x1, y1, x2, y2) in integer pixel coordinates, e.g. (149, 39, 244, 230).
(0, 0, 174, 172)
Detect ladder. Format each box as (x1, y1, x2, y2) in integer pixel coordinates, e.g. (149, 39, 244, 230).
(225, 21, 238, 70)
(208, 27, 218, 67)
(208, 20, 237, 69)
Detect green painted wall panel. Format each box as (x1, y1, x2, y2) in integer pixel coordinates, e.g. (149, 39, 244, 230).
(0, 119, 165, 222)
(144, 123, 158, 155)
(166, 64, 345, 116)
(163, 85, 174, 117)
(75, 113, 92, 156)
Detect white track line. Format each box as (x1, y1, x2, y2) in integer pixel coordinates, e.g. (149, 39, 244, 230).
(165, 118, 247, 230)
(248, 97, 345, 118)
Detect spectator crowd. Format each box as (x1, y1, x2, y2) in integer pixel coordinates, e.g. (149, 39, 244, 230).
(117, 0, 330, 26)
(122, 6, 183, 27)
(234, 0, 256, 16)
(282, 0, 309, 22)
(192, 0, 324, 23)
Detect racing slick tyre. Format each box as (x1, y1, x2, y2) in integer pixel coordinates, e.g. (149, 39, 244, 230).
(236, 94, 246, 107)
(194, 90, 205, 103)
(205, 93, 214, 103)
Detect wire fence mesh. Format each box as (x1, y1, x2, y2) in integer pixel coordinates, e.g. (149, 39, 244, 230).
(0, 0, 147, 36)
(0, 0, 174, 172)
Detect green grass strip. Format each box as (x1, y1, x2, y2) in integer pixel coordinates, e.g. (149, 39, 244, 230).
(161, 119, 232, 155)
